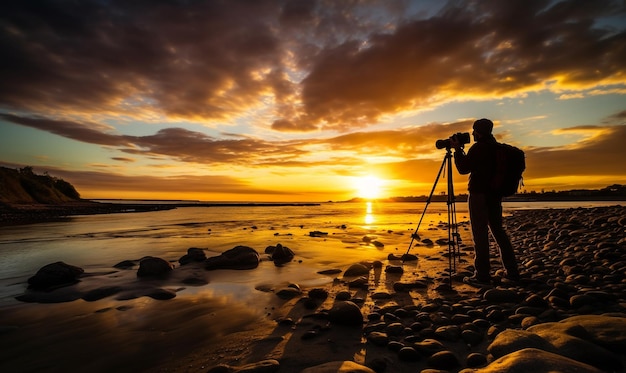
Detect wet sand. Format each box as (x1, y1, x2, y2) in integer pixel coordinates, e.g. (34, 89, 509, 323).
(1, 205, 625, 372)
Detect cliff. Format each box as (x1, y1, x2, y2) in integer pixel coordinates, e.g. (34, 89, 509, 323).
(0, 166, 81, 204)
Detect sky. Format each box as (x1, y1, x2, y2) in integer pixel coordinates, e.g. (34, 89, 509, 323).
(1, 0, 625, 202)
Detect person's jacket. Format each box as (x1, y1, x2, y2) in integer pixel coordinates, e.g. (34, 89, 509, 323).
(454, 134, 498, 193)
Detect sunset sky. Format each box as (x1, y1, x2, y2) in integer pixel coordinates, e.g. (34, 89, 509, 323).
(1, 0, 625, 202)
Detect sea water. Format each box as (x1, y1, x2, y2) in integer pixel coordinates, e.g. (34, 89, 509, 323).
(0, 200, 621, 302)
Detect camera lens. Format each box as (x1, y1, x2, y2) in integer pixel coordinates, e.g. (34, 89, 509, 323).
(435, 139, 450, 149)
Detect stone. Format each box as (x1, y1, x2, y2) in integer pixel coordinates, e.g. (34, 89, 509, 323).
(474, 348, 603, 373)
(113, 260, 135, 269)
(343, 263, 370, 277)
(428, 350, 459, 370)
(328, 301, 363, 326)
(398, 347, 421, 361)
(205, 246, 260, 270)
(300, 361, 375, 373)
(466, 352, 488, 367)
(235, 359, 280, 373)
(146, 288, 177, 300)
(528, 315, 626, 371)
(276, 287, 301, 299)
(27, 261, 84, 290)
(137, 257, 173, 278)
(366, 331, 389, 346)
(266, 243, 295, 265)
(483, 288, 520, 303)
(179, 247, 207, 265)
(488, 329, 558, 358)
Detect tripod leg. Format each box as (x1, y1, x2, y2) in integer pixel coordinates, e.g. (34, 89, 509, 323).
(405, 153, 448, 256)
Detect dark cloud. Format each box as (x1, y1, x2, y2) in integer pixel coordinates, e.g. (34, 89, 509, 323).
(0, 113, 128, 146)
(2, 0, 623, 131)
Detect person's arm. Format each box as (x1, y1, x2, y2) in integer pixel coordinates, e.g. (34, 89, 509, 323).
(450, 138, 472, 175)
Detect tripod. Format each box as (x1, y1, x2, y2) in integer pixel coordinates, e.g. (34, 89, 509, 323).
(405, 147, 462, 289)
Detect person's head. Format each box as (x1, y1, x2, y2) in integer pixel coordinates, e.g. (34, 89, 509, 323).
(472, 118, 493, 140)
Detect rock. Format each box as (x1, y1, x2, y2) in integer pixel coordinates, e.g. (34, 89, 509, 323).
(179, 247, 207, 265)
(328, 301, 363, 326)
(385, 265, 403, 274)
(488, 329, 558, 358)
(318, 269, 342, 275)
(428, 350, 459, 370)
(308, 288, 329, 300)
(276, 287, 301, 299)
(398, 346, 421, 361)
(527, 315, 626, 371)
(474, 348, 603, 373)
(466, 352, 488, 367)
(113, 260, 135, 269)
(137, 257, 173, 278)
(300, 361, 375, 373)
(234, 359, 280, 373)
(366, 331, 389, 346)
(266, 243, 295, 265)
(146, 288, 177, 300)
(205, 246, 260, 270)
(483, 288, 520, 303)
(27, 261, 84, 290)
(344, 263, 370, 277)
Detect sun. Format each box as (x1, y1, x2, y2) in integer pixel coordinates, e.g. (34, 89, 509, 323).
(354, 175, 384, 200)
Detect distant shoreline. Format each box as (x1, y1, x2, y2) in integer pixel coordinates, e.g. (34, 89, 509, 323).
(0, 200, 321, 226)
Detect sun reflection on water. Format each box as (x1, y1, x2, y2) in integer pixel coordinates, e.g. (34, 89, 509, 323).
(364, 202, 375, 225)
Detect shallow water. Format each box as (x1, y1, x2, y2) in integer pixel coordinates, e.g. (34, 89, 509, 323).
(0, 200, 621, 372)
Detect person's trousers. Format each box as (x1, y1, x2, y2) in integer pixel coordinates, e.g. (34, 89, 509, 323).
(468, 193, 519, 279)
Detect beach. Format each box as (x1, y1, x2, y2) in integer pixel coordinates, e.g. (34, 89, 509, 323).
(0, 203, 625, 372)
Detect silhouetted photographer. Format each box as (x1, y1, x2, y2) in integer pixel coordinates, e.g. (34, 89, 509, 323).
(450, 118, 520, 286)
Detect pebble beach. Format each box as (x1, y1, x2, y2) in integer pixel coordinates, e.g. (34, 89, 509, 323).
(1, 204, 625, 373)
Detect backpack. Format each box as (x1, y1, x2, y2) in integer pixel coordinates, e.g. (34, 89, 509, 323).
(491, 142, 525, 196)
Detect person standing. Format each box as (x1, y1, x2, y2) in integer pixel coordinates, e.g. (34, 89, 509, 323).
(450, 118, 520, 285)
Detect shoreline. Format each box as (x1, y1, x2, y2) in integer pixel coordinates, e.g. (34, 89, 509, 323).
(0, 201, 322, 227)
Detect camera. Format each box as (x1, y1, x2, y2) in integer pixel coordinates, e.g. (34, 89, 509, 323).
(436, 132, 471, 149)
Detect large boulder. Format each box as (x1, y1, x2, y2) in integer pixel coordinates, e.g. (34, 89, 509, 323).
(473, 348, 603, 373)
(137, 257, 173, 278)
(205, 246, 260, 270)
(27, 261, 84, 290)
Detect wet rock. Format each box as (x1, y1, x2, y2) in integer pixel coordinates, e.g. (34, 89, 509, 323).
(113, 260, 135, 269)
(344, 263, 370, 277)
(276, 287, 301, 299)
(205, 246, 260, 270)
(266, 243, 295, 265)
(328, 301, 363, 326)
(146, 288, 176, 300)
(179, 247, 207, 265)
(27, 261, 84, 290)
(137, 257, 173, 278)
